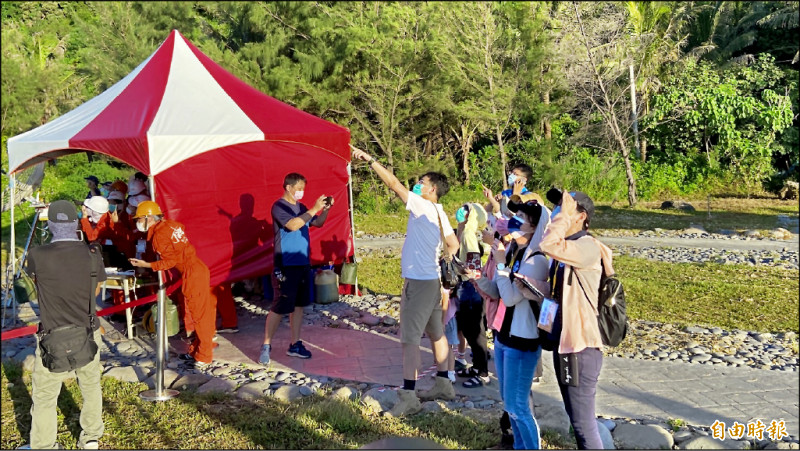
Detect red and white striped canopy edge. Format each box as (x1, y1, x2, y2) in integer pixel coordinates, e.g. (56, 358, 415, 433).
(8, 30, 264, 175)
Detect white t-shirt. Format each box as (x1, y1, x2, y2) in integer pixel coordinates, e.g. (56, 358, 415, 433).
(401, 192, 455, 280)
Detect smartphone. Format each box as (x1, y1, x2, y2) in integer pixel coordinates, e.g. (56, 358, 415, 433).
(515, 274, 545, 299)
(465, 251, 482, 271)
(324, 196, 333, 206)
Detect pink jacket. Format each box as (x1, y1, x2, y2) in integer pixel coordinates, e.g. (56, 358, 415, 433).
(540, 212, 614, 354)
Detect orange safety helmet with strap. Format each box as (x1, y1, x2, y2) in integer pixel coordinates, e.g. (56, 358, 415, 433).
(133, 200, 162, 218)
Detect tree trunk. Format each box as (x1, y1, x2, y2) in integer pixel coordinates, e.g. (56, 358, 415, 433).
(462, 125, 474, 185)
(640, 137, 647, 162)
(496, 125, 507, 189)
(543, 89, 552, 139)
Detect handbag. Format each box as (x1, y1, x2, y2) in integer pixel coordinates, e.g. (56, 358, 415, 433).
(432, 202, 460, 290)
(340, 261, 358, 285)
(37, 247, 99, 373)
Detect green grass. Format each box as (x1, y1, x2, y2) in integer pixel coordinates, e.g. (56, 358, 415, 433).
(0, 361, 576, 449)
(354, 197, 799, 236)
(358, 254, 799, 333)
(615, 255, 799, 332)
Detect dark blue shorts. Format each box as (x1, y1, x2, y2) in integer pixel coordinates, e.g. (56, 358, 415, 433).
(271, 265, 312, 315)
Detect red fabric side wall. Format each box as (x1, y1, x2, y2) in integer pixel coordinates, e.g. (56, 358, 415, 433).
(154, 141, 354, 286)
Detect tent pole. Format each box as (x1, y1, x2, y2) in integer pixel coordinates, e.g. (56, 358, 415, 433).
(140, 175, 178, 401)
(3, 173, 18, 328)
(347, 163, 359, 295)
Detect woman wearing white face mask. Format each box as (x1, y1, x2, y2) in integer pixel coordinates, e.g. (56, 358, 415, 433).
(80, 196, 112, 245)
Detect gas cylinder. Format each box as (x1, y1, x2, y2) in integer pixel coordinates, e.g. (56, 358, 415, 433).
(314, 263, 339, 304)
(144, 297, 180, 336)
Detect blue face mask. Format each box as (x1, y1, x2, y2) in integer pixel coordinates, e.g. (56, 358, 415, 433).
(456, 206, 467, 223)
(507, 174, 517, 186)
(108, 204, 116, 213)
(412, 183, 424, 196)
(550, 205, 561, 220)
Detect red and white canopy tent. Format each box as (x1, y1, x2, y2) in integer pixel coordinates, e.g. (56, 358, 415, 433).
(7, 30, 356, 288)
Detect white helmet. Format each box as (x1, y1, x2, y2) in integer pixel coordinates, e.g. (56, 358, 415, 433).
(83, 195, 109, 214)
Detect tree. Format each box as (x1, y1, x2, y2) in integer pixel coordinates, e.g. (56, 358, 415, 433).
(434, 2, 522, 189)
(560, 2, 639, 206)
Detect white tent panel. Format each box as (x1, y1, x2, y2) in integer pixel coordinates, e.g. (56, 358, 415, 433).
(7, 53, 154, 173)
(147, 34, 263, 175)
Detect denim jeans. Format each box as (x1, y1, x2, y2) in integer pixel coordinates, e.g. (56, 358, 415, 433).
(494, 339, 542, 450)
(554, 347, 603, 450)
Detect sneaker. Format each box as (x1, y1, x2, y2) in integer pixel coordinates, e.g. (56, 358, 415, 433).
(189, 360, 210, 370)
(454, 358, 468, 372)
(531, 376, 543, 386)
(212, 335, 219, 342)
(417, 376, 456, 401)
(217, 326, 239, 334)
(387, 388, 422, 416)
(258, 344, 271, 364)
(78, 440, 99, 449)
(287, 341, 312, 359)
(448, 371, 456, 384)
(178, 353, 194, 361)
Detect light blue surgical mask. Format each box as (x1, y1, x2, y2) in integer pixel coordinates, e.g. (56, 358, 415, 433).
(456, 206, 467, 223)
(507, 174, 517, 186)
(108, 204, 116, 213)
(412, 183, 424, 196)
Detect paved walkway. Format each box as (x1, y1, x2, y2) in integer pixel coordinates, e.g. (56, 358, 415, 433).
(175, 312, 799, 437)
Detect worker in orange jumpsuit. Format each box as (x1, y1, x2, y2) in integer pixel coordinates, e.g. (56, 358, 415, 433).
(128, 200, 216, 369)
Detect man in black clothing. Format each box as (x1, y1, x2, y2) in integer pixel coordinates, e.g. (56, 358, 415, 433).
(24, 200, 106, 450)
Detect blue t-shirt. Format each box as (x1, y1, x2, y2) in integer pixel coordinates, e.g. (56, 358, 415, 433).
(272, 198, 313, 267)
(501, 186, 530, 198)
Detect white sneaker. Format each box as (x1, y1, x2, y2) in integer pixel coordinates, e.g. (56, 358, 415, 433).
(80, 440, 99, 449)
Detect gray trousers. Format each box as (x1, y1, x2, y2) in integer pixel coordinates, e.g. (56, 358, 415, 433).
(30, 329, 104, 449)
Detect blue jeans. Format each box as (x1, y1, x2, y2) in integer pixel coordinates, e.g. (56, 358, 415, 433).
(494, 339, 542, 450)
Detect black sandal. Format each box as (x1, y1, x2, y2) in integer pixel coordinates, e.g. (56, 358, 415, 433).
(463, 375, 488, 388)
(456, 367, 478, 378)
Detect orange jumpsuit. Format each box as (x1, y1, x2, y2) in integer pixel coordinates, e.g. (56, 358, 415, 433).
(212, 283, 238, 329)
(148, 219, 216, 364)
(80, 214, 113, 244)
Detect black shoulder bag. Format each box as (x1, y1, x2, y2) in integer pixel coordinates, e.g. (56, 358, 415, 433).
(433, 202, 460, 290)
(37, 247, 99, 373)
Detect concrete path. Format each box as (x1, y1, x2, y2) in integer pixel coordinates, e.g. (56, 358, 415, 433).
(181, 312, 799, 437)
(356, 235, 799, 252)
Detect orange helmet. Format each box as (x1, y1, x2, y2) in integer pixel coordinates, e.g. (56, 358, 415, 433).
(133, 200, 162, 218)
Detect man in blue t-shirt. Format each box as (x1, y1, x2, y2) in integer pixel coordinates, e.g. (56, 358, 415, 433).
(259, 173, 332, 364)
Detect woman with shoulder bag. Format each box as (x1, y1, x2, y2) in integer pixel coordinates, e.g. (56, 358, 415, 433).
(489, 200, 551, 450)
(539, 190, 613, 450)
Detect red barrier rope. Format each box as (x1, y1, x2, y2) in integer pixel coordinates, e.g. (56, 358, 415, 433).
(1, 279, 182, 341)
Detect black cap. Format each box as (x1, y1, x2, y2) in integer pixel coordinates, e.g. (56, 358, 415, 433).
(572, 191, 595, 222)
(48, 200, 78, 223)
(511, 200, 543, 223)
(85, 175, 99, 184)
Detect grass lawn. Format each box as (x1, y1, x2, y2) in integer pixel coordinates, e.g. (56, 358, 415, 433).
(0, 361, 575, 450)
(357, 254, 799, 333)
(354, 197, 799, 237)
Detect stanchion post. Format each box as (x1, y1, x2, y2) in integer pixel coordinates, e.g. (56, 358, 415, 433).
(139, 270, 178, 401)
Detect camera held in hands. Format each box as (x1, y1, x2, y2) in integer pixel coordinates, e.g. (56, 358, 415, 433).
(324, 196, 333, 206)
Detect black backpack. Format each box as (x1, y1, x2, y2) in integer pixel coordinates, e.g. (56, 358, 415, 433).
(576, 260, 628, 347)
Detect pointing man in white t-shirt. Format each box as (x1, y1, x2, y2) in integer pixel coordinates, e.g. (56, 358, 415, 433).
(352, 145, 460, 416)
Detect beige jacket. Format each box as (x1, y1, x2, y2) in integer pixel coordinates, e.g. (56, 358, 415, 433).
(540, 212, 614, 354)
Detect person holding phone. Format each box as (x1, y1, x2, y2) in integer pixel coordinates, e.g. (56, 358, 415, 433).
(258, 172, 332, 365)
(488, 200, 551, 450)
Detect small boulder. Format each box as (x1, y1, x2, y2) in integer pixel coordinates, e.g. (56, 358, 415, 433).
(170, 372, 212, 390)
(613, 424, 674, 450)
(272, 384, 303, 402)
(597, 419, 616, 449)
(197, 377, 238, 394)
(361, 387, 399, 412)
(332, 386, 359, 402)
(360, 314, 381, 327)
(236, 380, 272, 400)
(533, 402, 571, 438)
(679, 436, 750, 449)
